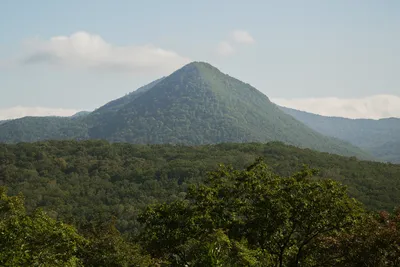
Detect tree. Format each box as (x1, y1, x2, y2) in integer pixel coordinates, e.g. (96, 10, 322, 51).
(316, 209, 400, 266)
(0, 187, 86, 266)
(138, 159, 363, 266)
(78, 217, 153, 267)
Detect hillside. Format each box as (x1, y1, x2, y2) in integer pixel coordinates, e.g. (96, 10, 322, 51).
(0, 62, 370, 159)
(1, 140, 399, 233)
(0, 116, 88, 143)
(280, 106, 400, 163)
(92, 77, 165, 115)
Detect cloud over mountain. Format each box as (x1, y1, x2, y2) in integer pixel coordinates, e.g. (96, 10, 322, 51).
(216, 30, 255, 56)
(216, 41, 235, 56)
(231, 30, 255, 44)
(272, 95, 400, 119)
(21, 31, 191, 74)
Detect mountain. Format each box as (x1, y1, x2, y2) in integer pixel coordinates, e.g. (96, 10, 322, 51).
(280, 106, 400, 163)
(0, 62, 370, 159)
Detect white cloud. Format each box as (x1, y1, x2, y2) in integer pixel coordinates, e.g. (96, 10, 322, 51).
(0, 106, 79, 120)
(272, 95, 400, 119)
(21, 31, 191, 74)
(216, 41, 235, 56)
(216, 30, 255, 57)
(231, 30, 255, 44)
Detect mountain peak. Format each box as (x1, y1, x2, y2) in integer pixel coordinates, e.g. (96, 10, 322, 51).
(179, 61, 221, 73)
(184, 61, 215, 68)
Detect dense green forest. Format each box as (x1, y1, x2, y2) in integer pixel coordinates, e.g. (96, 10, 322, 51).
(280, 106, 400, 163)
(0, 62, 370, 160)
(2, 157, 400, 266)
(0, 187, 153, 266)
(1, 140, 399, 234)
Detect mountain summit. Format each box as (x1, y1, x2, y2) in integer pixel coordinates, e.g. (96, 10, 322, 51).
(0, 62, 370, 159)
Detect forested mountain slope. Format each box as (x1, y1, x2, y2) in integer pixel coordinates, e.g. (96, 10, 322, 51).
(1, 140, 399, 233)
(0, 116, 88, 143)
(0, 62, 371, 159)
(84, 62, 369, 160)
(280, 106, 400, 163)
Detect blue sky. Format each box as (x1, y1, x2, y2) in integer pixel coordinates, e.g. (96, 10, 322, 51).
(1, 0, 400, 119)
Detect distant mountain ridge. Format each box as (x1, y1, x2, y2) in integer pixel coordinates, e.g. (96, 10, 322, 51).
(280, 106, 400, 163)
(0, 62, 371, 160)
(71, 111, 91, 118)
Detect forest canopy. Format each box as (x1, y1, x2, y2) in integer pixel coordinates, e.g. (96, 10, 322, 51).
(1, 140, 400, 234)
(2, 157, 400, 266)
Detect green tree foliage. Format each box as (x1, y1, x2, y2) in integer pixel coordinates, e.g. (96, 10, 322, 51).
(0, 62, 370, 159)
(78, 218, 153, 267)
(0, 187, 153, 267)
(316, 210, 400, 266)
(0, 187, 85, 266)
(138, 160, 363, 266)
